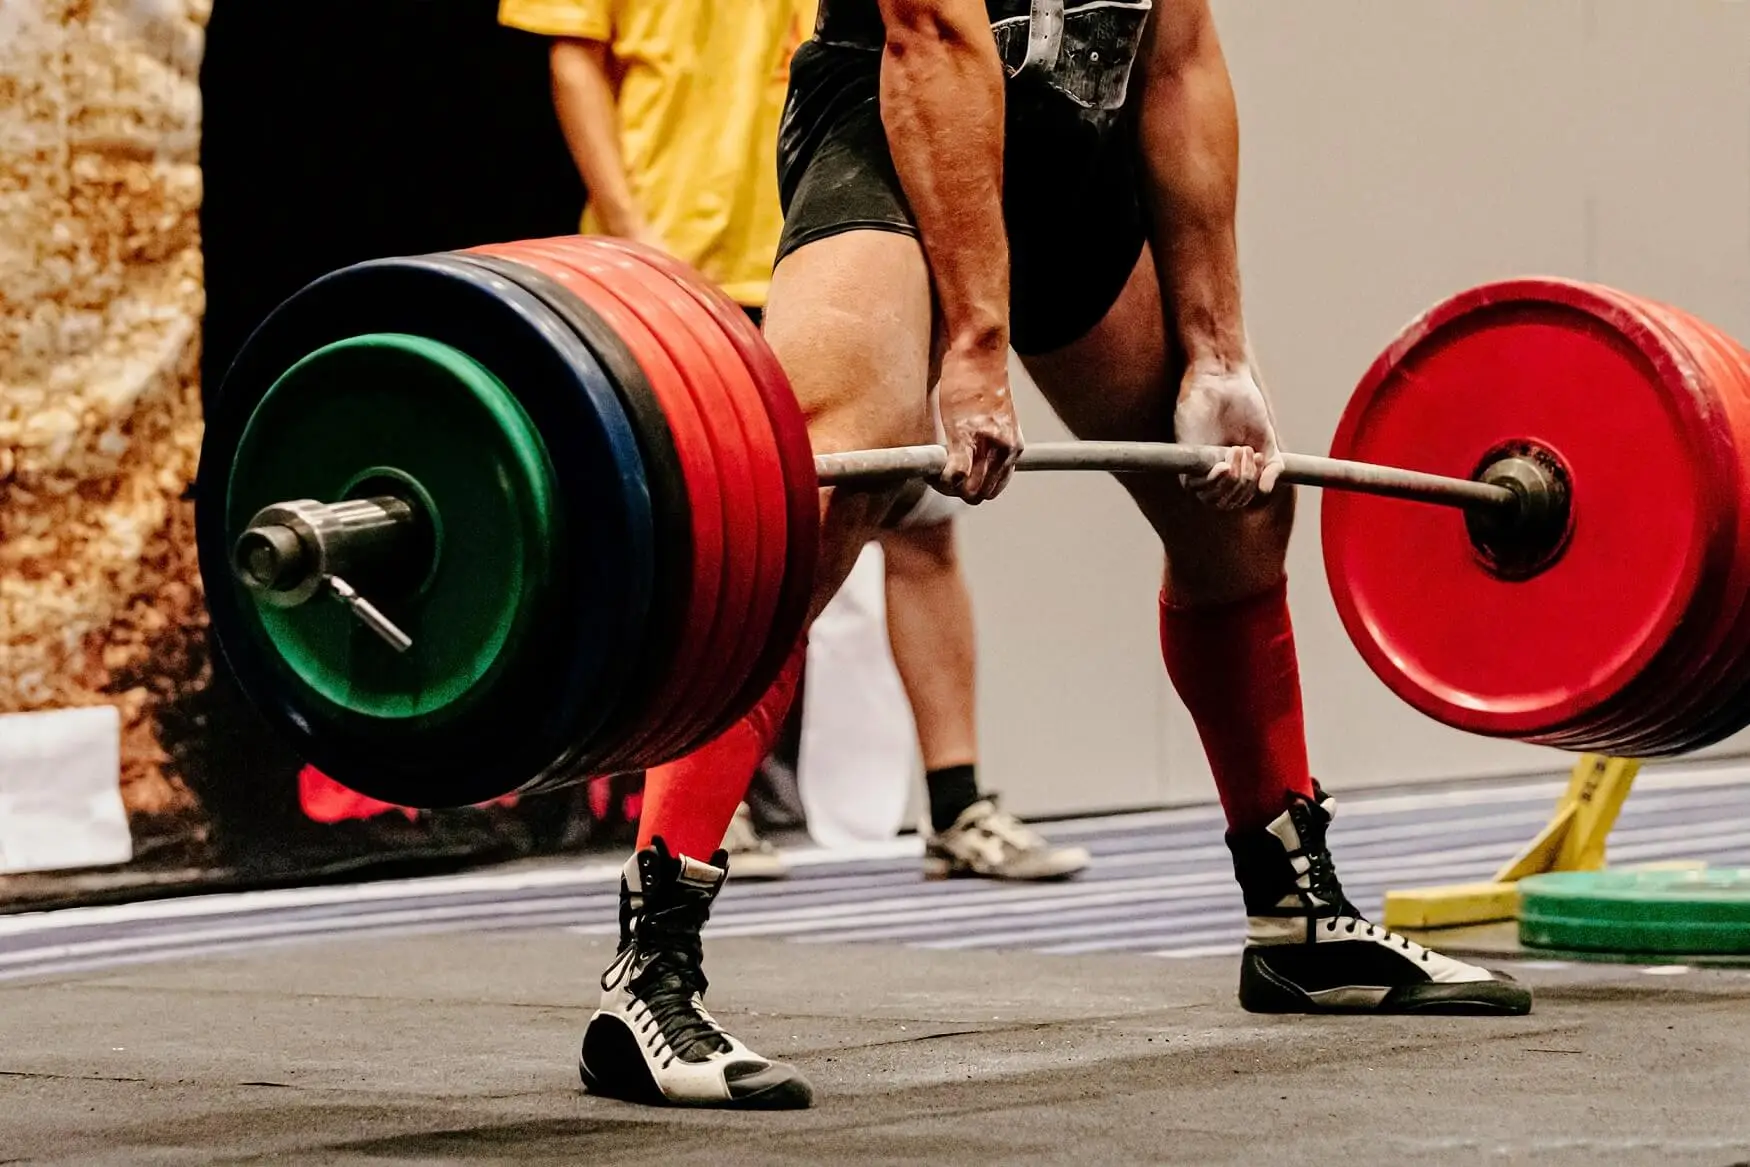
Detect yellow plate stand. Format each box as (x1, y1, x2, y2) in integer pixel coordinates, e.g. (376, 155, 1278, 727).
(1382, 754, 1642, 931)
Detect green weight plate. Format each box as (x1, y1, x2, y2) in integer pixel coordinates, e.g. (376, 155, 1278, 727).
(197, 254, 654, 808)
(1519, 868, 1750, 955)
(227, 333, 557, 724)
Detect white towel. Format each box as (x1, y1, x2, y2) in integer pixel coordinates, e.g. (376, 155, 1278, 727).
(797, 542, 921, 846)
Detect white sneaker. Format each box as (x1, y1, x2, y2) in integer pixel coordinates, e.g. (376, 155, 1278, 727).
(720, 802, 789, 881)
(923, 799, 1090, 882)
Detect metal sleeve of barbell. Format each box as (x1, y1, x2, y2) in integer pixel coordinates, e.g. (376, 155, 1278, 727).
(810, 442, 1518, 511)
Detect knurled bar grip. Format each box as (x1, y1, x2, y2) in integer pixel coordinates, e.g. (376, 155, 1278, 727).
(811, 441, 1518, 512)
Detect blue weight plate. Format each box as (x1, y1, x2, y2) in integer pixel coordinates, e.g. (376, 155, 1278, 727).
(197, 255, 653, 808)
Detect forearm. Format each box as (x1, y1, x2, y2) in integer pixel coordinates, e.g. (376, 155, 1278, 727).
(549, 38, 644, 235)
(1138, 9, 1247, 371)
(878, 0, 1009, 357)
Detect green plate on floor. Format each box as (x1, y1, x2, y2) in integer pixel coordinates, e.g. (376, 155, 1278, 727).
(1519, 868, 1750, 955)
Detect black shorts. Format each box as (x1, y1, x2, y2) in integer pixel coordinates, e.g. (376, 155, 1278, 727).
(775, 40, 1147, 356)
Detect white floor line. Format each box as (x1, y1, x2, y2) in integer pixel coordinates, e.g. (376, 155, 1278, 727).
(3, 758, 1746, 940)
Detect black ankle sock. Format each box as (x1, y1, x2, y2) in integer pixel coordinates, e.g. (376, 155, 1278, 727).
(925, 765, 981, 833)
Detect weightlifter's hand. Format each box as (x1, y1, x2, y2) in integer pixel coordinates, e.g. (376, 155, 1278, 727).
(1175, 360, 1286, 510)
(936, 343, 1023, 503)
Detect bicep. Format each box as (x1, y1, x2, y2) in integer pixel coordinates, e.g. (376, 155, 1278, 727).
(550, 35, 612, 77)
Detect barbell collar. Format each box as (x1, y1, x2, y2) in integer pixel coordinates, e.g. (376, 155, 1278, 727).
(233, 495, 429, 608)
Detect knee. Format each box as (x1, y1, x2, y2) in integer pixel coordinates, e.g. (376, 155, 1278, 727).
(1214, 483, 1299, 569)
(1252, 481, 1297, 549)
(1158, 483, 1298, 606)
(881, 518, 959, 578)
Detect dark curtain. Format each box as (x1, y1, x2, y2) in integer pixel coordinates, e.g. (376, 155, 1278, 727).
(199, 0, 583, 404)
(191, 0, 583, 867)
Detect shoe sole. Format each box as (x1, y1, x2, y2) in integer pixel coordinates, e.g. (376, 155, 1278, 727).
(579, 1014, 814, 1110)
(1239, 959, 1533, 1016)
(1241, 988, 1534, 1016)
(581, 1059, 815, 1109)
(1238, 947, 1533, 1015)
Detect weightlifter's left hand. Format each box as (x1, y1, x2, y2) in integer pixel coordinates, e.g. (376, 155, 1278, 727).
(1174, 359, 1286, 510)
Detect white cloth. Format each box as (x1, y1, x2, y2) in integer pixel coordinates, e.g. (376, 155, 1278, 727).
(797, 542, 921, 845)
(889, 483, 970, 530)
(0, 706, 132, 874)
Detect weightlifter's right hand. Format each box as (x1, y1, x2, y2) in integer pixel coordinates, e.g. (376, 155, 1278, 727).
(936, 342, 1023, 503)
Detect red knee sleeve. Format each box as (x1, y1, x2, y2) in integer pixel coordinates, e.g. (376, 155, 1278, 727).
(1158, 579, 1314, 833)
(636, 641, 806, 859)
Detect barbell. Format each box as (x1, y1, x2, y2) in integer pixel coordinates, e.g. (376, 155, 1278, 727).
(195, 235, 1750, 808)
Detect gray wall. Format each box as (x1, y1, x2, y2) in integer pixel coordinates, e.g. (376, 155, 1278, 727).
(963, 0, 1750, 817)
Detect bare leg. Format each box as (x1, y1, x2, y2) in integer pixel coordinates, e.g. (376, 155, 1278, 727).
(635, 230, 937, 860)
(878, 520, 978, 772)
(766, 231, 942, 620)
(1021, 249, 1292, 608)
(881, 517, 1090, 879)
(1025, 251, 1526, 1016)
(1021, 246, 1306, 838)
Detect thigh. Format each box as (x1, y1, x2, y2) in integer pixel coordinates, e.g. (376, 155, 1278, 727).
(1019, 246, 1293, 604)
(771, 40, 941, 620)
(765, 229, 937, 621)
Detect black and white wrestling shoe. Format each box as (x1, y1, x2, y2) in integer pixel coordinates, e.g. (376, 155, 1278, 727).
(580, 839, 814, 1108)
(1225, 787, 1532, 1015)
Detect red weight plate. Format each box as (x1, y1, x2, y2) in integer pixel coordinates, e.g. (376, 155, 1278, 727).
(1324, 278, 1740, 741)
(1602, 299, 1750, 754)
(563, 240, 789, 756)
(512, 238, 762, 766)
(1674, 313, 1750, 751)
(527, 239, 770, 765)
(591, 237, 818, 743)
(498, 238, 741, 769)
(475, 240, 727, 770)
(567, 238, 792, 757)
(1538, 289, 1750, 755)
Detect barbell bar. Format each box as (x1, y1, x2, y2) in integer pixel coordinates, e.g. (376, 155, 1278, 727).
(194, 239, 1750, 810)
(812, 440, 1524, 510)
(231, 439, 1556, 655)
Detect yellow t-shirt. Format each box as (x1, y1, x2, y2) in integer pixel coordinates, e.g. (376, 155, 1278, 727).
(499, 0, 816, 307)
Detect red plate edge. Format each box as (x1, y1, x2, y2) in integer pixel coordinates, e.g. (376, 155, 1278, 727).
(568, 238, 790, 757)
(1323, 277, 1736, 739)
(484, 239, 730, 771)
(592, 237, 819, 742)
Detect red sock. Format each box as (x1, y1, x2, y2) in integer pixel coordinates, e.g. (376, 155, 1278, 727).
(1158, 578, 1315, 833)
(636, 642, 806, 860)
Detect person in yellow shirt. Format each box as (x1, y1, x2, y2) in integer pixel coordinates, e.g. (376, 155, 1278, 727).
(499, 0, 809, 313)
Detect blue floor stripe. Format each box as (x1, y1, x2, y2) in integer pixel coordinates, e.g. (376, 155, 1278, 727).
(1, 770, 1746, 978)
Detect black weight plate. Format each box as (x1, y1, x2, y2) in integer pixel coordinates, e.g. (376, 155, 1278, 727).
(197, 255, 654, 807)
(450, 251, 692, 783)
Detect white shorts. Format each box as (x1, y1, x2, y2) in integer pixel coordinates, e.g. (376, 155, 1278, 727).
(882, 385, 971, 531)
(887, 482, 970, 531)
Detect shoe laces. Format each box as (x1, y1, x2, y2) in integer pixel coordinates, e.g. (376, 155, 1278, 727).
(1321, 915, 1432, 962)
(602, 897, 732, 1062)
(1291, 803, 1429, 964)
